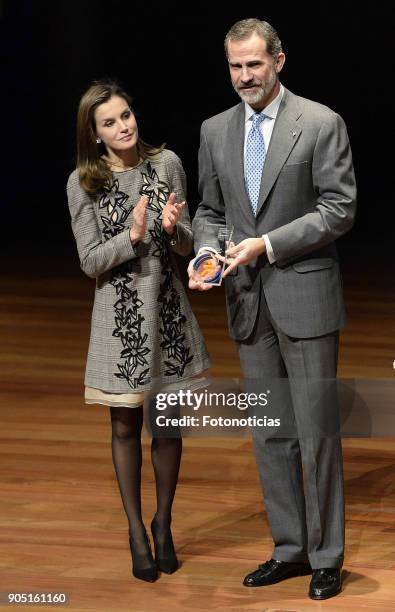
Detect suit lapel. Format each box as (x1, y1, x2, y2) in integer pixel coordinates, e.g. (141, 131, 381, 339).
(256, 89, 303, 216)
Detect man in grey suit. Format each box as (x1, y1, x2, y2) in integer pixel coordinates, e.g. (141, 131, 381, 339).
(188, 18, 356, 600)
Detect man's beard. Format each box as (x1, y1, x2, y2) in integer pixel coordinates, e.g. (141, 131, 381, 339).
(234, 71, 277, 105)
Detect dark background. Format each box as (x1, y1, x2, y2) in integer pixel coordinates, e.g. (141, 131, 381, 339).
(1, 1, 394, 259)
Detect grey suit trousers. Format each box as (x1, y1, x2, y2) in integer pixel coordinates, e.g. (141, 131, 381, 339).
(238, 292, 345, 569)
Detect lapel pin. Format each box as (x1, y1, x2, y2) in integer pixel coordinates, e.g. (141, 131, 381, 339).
(292, 131, 297, 137)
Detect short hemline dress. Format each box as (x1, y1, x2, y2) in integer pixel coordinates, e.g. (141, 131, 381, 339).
(67, 149, 211, 407)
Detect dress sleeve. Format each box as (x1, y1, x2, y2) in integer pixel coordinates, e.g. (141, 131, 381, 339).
(164, 151, 193, 256)
(67, 171, 139, 279)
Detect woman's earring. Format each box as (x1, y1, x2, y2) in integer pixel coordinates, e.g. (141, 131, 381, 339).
(96, 138, 102, 144)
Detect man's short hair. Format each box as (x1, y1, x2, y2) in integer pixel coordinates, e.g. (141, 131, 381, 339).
(224, 18, 283, 61)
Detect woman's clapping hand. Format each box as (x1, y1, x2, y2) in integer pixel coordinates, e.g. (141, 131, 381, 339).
(130, 195, 149, 244)
(162, 192, 185, 235)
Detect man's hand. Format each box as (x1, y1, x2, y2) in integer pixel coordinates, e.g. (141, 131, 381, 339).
(222, 237, 266, 278)
(130, 195, 149, 244)
(162, 192, 186, 234)
(187, 257, 214, 291)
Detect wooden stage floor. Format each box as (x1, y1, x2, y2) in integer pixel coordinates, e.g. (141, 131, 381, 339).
(1, 249, 394, 611)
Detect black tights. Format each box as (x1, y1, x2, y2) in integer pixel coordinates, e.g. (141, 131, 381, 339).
(110, 405, 182, 560)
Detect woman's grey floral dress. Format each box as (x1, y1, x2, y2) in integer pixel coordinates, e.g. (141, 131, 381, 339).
(67, 150, 211, 393)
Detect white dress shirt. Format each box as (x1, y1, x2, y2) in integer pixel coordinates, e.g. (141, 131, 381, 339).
(198, 84, 284, 264)
(244, 83, 285, 264)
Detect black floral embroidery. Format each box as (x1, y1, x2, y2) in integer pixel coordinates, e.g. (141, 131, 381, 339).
(99, 179, 151, 389)
(145, 178, 194, 378)
(99, 179, 131, 239)
(159, 287, 194, 377)
(113, 301, 150, 387)
(140, 162, 169, 213)
(100, 165, 194, 388)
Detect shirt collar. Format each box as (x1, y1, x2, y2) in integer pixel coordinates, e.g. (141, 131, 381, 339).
(245, 83, 284, 123)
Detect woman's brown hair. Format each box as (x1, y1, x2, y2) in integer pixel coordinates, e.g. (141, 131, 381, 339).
(76, 80, 165, 194)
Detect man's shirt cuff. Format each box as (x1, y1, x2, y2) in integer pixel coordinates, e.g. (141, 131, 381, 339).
(263, 234, 276, 263)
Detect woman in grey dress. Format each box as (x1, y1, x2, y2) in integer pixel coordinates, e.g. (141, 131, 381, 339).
(67, 80, 210, 582)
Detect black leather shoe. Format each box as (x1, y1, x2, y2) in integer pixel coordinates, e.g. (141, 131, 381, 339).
(243, 558, 311, 587)
(309, 568, 341, 600)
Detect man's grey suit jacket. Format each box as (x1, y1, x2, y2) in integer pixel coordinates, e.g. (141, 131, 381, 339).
(193, 87, 357, 341)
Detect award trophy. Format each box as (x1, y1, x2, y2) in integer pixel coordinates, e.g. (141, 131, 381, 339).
(192, 224, 234, 286)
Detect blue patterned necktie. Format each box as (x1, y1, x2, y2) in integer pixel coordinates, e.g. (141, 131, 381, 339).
(245, 112, 266, 215)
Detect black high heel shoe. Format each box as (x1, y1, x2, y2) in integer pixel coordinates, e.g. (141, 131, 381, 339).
(151, 519, 179, 574)
(129, 530, 158, 583)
